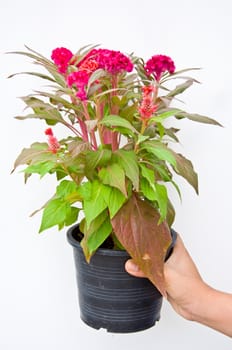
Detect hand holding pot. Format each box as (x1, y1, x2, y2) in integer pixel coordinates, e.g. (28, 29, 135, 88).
(125, 234, 232, 338)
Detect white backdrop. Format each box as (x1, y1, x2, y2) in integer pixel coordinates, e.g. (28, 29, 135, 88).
(1, 0, 232, 348)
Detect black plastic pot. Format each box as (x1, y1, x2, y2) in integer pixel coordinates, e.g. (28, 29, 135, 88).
(67, 224, 177, 333)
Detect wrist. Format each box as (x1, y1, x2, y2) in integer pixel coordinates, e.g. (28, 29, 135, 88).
(188, 281, 214, 322)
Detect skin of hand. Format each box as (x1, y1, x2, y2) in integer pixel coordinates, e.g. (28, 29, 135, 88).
(125, 234, 232, 337)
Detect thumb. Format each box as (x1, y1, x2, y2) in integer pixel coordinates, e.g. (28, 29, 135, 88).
(125, 259, 146, 278)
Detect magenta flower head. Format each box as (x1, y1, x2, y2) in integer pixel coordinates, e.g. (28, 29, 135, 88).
(67, 71, 89, 88)
(51, 47, 73, 74)
(145, 54, 175, 81)
(80, 49, 133, 75)
(66, 71, 89, 101)
(97, 49, 133, 74)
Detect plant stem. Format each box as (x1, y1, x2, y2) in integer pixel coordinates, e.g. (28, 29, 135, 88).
(82, 101, 98, 150)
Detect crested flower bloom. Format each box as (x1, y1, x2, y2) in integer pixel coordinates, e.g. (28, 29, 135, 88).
(96, 49, 134, 74)
(78, 58, 99, 74)
(51, 47, 73, 73)
(79, 48, 133, 74)
(139, 85, 158, 120)
(66, 70, 90, 100)
(45, 128, 60, 153)
(67, 70, 89, 88)
(145, 54, 175, 81)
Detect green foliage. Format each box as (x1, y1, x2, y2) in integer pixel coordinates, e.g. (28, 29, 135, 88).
(39, 180, 80, 232)
(10, 45, 222, 295)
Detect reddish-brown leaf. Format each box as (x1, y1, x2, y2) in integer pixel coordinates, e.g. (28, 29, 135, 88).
(111, 193, 172, 296)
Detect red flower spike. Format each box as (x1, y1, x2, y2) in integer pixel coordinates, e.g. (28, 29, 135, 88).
(139, 85, 158, 120)
(45, 128, 60, 153)
(45, 128, 53, 136)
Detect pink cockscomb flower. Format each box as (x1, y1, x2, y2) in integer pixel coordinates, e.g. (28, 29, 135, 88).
(51, 47, 73, 74)
(79, 48, 133, 74)
(67, 71, 89, 88)
(79, 58, 99, 74)
(139, 85, 158, 120)
(45, 128, 60, 153)
(66, 70, 89, 100)
(97, 49, 133, 74)
(145, 55, 175, 81)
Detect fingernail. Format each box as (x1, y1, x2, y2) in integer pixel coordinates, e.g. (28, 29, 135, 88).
(126, 260, 139, 272)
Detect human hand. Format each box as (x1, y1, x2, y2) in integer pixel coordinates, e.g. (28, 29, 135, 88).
(125, 234, 206, 320)
(126, 234, 232, 337)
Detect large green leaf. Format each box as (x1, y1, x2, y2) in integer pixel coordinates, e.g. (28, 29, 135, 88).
(114, 149, 139, 191)
(39, 198, 70, 232)
(102, 187, 127, 218)
(56, 180, 79, 198)
(83, 180, 109, 228)
(99, 163, 127, 196)
(140, 141, 176, 167)
(155, 183, 168, 221)
(140, 178, 157, 201)
(111, 193, 172, 296)
(101, 115, 138, 135)
(24, 160, 56, 177)
(85, 148, 112, 173)
(80, 211, 112, 261)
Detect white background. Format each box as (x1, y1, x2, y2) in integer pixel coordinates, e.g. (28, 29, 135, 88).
(1, 0, 232, 348)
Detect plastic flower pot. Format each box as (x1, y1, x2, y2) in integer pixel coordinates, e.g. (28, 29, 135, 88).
(67, 224, 177, 333)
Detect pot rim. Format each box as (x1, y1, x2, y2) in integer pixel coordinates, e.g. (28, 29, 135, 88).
(67, 224, 130, 257)
(67, 223, 177, 258)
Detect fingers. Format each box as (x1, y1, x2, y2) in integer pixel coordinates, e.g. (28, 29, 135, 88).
(125, 235, 182, 277)
(125, 259, 146, 278)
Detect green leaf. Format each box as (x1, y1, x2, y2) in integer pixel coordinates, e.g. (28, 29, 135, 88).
(39, 198, 70, 232)
(24, 160, 55, 177)
(149, 108, 181, 124)
(140, 178, 157, 201)
(155, 183, 168, 221)
(77, 181, 92, 201)
(101, 114, 138, 135)
(80, 212, 112, 261)
(99, 163, 127, 196)
(85, 148, 112, 173)
(140, 141, 176, 167)
(56, 180, 79, 198)
(64, 207, 79, 226)
(83, 180, 108, 228)
(111, 193, 172, 296)
(86, 217, 112, 255)
(171, 151, 199, 194)
(114, 149, 139, 191)
(12, 144, 49, 172)
(140, 163, 155, 186)
(103, 187, 127, 218)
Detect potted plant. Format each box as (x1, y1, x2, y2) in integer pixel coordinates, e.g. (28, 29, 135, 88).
(10, 45, 221, 333)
